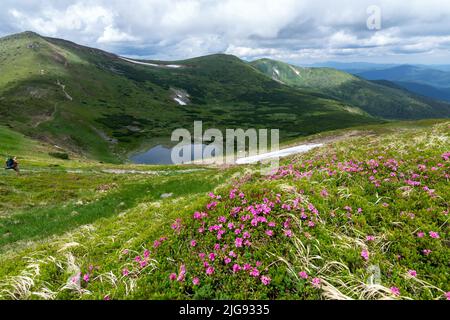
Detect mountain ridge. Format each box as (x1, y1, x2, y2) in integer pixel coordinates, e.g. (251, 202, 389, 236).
(250, 58, 450, 120)
(0, 31, 382, 163)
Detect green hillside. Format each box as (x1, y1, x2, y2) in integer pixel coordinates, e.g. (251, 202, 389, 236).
(250, 59, 450, 120)
(0, 32, 381, 163)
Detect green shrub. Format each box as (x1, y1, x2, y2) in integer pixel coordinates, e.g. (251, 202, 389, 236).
(48, 152, 69, 160)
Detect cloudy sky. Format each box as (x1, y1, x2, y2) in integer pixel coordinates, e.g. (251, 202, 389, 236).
(1, 0, 450, 64)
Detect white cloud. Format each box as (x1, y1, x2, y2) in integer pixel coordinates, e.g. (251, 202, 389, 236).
(2, 0, 450, 63)
(97, 25, 137, 43)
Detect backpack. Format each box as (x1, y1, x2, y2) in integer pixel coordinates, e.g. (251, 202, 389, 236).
(6, 158, 14, 168)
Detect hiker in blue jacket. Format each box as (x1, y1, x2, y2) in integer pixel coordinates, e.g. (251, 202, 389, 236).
(5, 156, 20, 175)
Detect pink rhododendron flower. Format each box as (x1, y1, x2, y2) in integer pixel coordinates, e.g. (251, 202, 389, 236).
(422, 249, 432, 255)
(311, 278, 321, 288)
(153, 240, 161, 248)
(250, 268, 260, 277)
(429, 231, 440, 239)
(284, 229, 293, 238)
(417, 231, 425, 238)
(169, 273, 177, 281)
(265, 230, 274, 237)
(408, 270, 417, 277)
(445, 292, 450, 300)
(261, 276, 271, 286)
(299, 271, 308, 279)
(229, 251, 237, 258)
(193, 212, 202, 220)
(366, 236, 375, 241)
(193, 277, 200, 286)
(206, 202, 218, 210)
(104, 295, 111, 301)
(177, 264, 186, 282)
(171, 218, 182, 234)
(190, 240, 197, 247)
(442, 152, 450, 161)
(232, 264, 241, 273)
(122, 268, 129, 276)
(361, 249, 369, 261)
(83, 274, 90, 283)
(235, 238, 243, 248)
(390, 287, 400, 296)
(206, 266, 215, 275)
(209, 253, 216, 261)
(224, 257, 232, 265)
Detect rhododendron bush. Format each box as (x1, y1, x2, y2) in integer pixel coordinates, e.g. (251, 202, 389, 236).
(113, 122, 449, 300)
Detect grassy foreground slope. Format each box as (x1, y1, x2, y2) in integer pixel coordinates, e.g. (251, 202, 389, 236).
(0, 120, 448, 300)
(250, 59, 450, 119)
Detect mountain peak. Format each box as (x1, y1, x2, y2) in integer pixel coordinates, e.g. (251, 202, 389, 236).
(21, 30, 41, 37)
(0, 30, 43, 42)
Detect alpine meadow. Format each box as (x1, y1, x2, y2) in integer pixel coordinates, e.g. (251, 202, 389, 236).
(0, 0, 449, 306)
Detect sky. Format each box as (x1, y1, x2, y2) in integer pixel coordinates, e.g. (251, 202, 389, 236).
(1, 0, 450, 65)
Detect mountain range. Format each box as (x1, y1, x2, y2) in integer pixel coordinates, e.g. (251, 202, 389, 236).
(250, 59, 450, 119)
(0, 31, 449, 163)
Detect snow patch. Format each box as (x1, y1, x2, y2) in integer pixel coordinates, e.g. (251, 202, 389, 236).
(174, 97, 187, 105)
(273, 67, 280, 77)
(236, 143, 323, 164)
(120, 57, 182, 69)
(290, 65, 301, 76)
(171, 88, 190, 105)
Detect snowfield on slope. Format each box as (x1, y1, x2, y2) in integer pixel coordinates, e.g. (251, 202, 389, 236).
(236, 143, 323, 164)
(119, 57, 182, 68)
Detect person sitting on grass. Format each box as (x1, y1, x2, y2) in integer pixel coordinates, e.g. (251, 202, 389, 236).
(5, 156, 20, 175)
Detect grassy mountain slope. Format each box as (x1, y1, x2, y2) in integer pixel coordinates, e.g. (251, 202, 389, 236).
(250, 59, 450, 120)
(0, 32, 381, 163)
(0, 120, 448, 300)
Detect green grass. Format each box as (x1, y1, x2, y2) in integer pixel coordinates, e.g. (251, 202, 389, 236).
(0, 170, 227, 251)
(0, 120, 448, 300)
